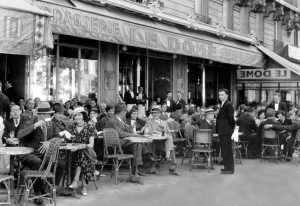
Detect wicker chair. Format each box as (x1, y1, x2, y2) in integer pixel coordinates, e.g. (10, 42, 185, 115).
(16, 138, 63, 206)
(101, 128, 134, 185)
(0, 156, 14, 206)
(190, 129, 213, 173)
(261, 129, 280, 163)
(289, 129, 300, 163)
(167, 121, 188, 155)
(181, 124, 197, 165)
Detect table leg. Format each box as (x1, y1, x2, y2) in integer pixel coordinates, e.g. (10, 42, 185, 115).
(9, 155, 14, 197)
(126, 143, 143, 184)
(67, 151, 71, 186)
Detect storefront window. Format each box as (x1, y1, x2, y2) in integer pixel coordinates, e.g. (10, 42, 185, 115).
(58, 46, 79, 103)
(148, 57, 171, 102)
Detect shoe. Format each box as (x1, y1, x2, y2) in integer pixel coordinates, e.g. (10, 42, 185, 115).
(148, 168, 159, 175)
(138, 170, 147, 176)
(220, 170, 234, 174)
(220, 169, 225, 172)
(34, 198, 44, 206)
(81, 186, 87, 196)
(285, 157, 292, 162)
(69, 180, 79, 189)
(169, 169, 179, 176)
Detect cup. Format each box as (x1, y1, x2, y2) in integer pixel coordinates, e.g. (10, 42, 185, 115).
(45, 118, 52, 127)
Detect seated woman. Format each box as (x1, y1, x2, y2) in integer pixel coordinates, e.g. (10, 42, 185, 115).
(125, 107, 146, 133)
(68, 107, 97, 196)
(144, 105, 178, 176)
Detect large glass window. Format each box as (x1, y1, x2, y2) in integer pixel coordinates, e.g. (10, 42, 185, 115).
(148, 57, 172, 102)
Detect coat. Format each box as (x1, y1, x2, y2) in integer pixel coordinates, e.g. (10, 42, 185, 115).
(17, 116, 60, 151)
(124, 90, 136, 105)
(164, 99, 176, 113)
(236, 113, 258, 135)
(3, 118, 20, 141)
(0, 92, 10, 119)
(216, 100, 235, 135)
(125, 118, 146, 131)
(144, 119, 171, 136)
(105, 115, 139, 138)
(198, 119, 216, 133)
(266, 101, 288, 113)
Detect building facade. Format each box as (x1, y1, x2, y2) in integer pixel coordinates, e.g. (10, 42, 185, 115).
(2, 0, 300, 108)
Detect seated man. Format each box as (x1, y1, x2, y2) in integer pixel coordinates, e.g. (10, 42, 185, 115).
(236, 107, 260, 158)
(144, 105, 179, 176)
(277, 110, 293, 152)
(17, 102, 65, 205)
(198, 109, 220, 157)
(3, 105, 22, 145)
(264, 111, 300, 161)
(170, 103, 183, 123)
(97, 105, 114, 131)
(105, 103, 148, 177)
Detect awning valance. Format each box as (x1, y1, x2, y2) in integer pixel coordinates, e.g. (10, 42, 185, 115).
(0, 0, 52, 55)
(35, 0, 265, 67)
(256, 45, 300, 76)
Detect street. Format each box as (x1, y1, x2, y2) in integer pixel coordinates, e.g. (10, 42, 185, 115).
(56, 159, 300, 206)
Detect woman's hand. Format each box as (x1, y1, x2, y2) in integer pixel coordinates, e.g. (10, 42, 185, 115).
(87, 143, 93, 148)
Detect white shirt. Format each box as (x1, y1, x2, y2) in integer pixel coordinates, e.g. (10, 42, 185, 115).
(129, 91, 134, 98)
(274, 102, 279, 111)
(130, 119, 136, 126)
(221, 100, 226, 108)
(14, 117, 20, 127)
(166, 100, 170, 107)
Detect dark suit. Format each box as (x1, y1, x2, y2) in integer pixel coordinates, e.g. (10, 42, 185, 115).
(237, 114, 260, 157)
(125, 118, 146, 131)
(0, 91, 10, 119)
(266, 102, 288, 114)
(4, 87, 15, 102)
(216, 100, 235, 171)
(17, 116, 65, 192)
(198, 119, 220, 155)
(176, 98, 186, 108)
(272, 122, 300, 158)
(3, 118, 20, 144)
(136, 92, 147, 105)
(106, 115, 144, 166)
(124, 90, 136, 105)
(164, 99, 175, 113)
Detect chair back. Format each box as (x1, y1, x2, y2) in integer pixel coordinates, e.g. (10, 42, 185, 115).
(39, 138, 63, 179)
(292, 129, 300, 148)
(193, 129, 212, 147)
(167, 121, 180, 131)
(103, 128, 124, 156)
(262, 129, 278, 139)
(185, 124, 197, 139)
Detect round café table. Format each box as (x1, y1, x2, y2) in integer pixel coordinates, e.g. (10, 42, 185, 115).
(123, 136, 153, 184)
(0, 147, 34, 196)
(59, 143, 87, 187)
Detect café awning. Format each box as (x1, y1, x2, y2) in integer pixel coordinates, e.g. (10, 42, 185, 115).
(256, 45, 300, 76)
(276, 44, 300, 65)
(0, 0, 52, 55)
(34, 0, 265, 67)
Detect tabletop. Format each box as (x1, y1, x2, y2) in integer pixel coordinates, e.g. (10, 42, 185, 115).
(124, 137, 153, 143)
(144, 134, 168, 140)
(0, 147, 33, 155)
(59, 143, 87, 151)
(6, 138, 19, 145)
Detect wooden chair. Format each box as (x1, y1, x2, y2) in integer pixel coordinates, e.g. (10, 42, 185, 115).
(261, 129, 280, 163)
(190, 129, 213, 173)
(16, 138, 63, 206)
(101, 128, 133, 185)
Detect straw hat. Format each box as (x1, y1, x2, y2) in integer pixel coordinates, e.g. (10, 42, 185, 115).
(37, 102, 54, 114)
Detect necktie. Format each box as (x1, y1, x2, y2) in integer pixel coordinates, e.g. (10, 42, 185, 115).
(15, 119, 18, 126)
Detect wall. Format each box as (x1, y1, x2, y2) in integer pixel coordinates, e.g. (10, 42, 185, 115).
(233, 6, 241, 32)
(263, 18, 275, 50)
(100, 42, 119, 105)
(163, 0, 194, 18)
(172, 55, 188, 101)
(209, 0, 223, 25)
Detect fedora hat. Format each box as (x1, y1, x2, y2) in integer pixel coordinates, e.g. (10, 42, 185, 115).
(53, 103, 64, 113)
(204, 108, 215, 116)
(150, 105, 161, 113)
(37, 102, 54, 114)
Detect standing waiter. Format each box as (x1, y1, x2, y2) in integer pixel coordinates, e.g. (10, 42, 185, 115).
(216, 89, 235, 174)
